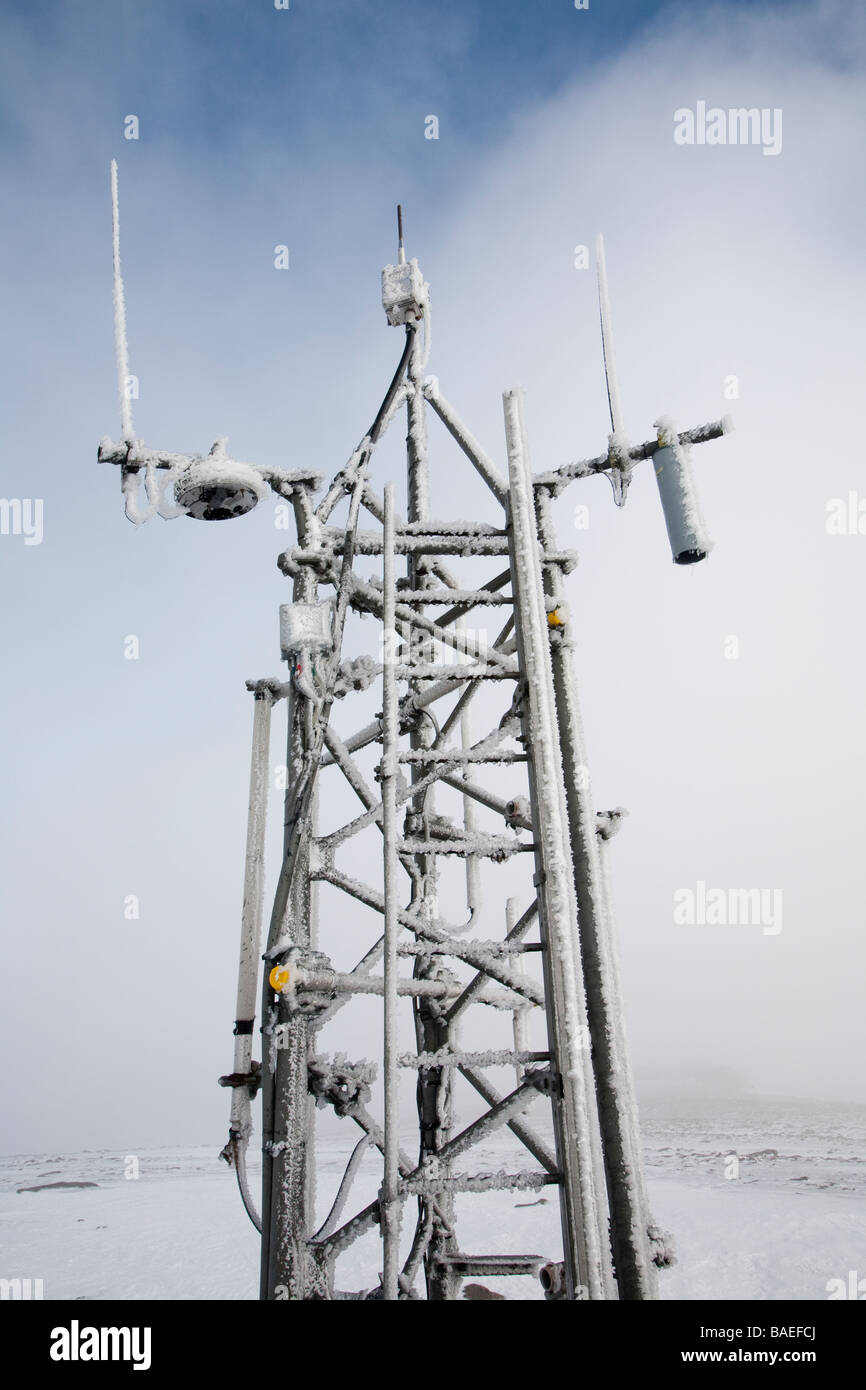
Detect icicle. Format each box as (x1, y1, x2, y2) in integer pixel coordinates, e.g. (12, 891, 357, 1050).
(155, 466, 187, 519)
(121, 459, 158, 526)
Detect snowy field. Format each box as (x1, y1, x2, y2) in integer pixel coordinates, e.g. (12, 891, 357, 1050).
(2, 1095, 864, 1301)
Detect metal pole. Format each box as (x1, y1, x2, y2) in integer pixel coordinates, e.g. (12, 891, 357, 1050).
(535, 483, 658, 1299)
(406, 329, 458, 1299)
(508, 897, 531, 1089)
(382, 482, 401, 1300)
(459, 616, 481, 924)
(229, 687, 273, 1139)
(406, 312, 430, 527)
(504, 386, 615, 1300)
(261, 506, 319, 1301)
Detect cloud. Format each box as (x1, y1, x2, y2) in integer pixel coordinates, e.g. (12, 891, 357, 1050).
(421, 0, 866, 1100)
(1, 0, 864, 1154)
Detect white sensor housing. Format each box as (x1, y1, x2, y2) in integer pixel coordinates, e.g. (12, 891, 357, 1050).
(382, 259, 428, 326)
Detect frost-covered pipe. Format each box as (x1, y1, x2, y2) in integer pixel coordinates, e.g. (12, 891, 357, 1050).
(312, 1134, 372, 1243)
(422, 384, 509, 505)
(225, 687, 273, 1237)
(508, 898, 531, 1088)
(458, 1065, 558, 1175)
(504, 387, 615, 1301)
(155, 467, 187, 520)
(121, 461, 158, 526)
(420, 296, 432, 371)
(459, 617, 481, 924)
(260, 542, 320, 1300)
(597, 827, 659, 1283)
(653, 417, 712, 564)
(535, 485, 658, 1300)
(229, 687, 273, 1136)
(230, 1132, 262, 1233)
(407, 324, 430, 526)
(285, 970, 458, 1001)
(381, 482, 402, 1301)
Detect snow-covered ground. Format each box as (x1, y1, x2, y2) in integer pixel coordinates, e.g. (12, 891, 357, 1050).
(2, 1095, 863, 1301)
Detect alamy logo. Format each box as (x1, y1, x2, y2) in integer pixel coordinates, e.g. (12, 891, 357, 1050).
(0, 1277, 43, 1299)
(673, 880, 783, 935)
(826, 492, 866, 535)
(674, 101, 782, 156)
(49, 1321, 152, 1371)
(0, 498, 43, 545)
(826, 1271, 866, 1300)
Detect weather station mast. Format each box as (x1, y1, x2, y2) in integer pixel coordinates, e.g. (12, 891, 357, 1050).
(98, 162, 731, 1301)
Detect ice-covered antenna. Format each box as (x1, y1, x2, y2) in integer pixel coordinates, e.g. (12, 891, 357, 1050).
(99, 166, 307, 524)
(595, 234, 631, 507)
(111, 159, 134, 443)
(587, 234, 726, 558)
(595, 233, 624, 439)
(397, 204, 406, 265)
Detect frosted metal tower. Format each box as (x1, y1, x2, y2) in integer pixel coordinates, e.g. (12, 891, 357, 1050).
(100, 170, 730, 1300)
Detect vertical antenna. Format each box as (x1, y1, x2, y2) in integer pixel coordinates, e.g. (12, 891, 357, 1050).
(397, 204, 406, 265)
(111, 159, 134, 442)
(595, 233, 624, 438)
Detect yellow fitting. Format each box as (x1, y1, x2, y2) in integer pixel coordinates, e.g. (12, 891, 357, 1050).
(547, 608, 565, 629)
(269, 964, 291, 992)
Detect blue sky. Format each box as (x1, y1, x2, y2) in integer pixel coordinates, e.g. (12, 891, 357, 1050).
(3, 0, 667, 156)
(1, 0, 865, 1153)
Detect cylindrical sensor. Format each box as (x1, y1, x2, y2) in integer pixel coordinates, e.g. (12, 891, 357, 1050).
(652, 417, 712, 564)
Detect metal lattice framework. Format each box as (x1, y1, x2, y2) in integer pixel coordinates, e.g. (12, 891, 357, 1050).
(99, 169, 731, 1300)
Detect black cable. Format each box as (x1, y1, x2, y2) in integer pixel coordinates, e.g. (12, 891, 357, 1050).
(369, 324, 416, 445)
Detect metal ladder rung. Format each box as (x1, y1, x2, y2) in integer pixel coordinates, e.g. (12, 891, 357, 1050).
(397, 1172, 559, 1196)
(395, 589, 513, 605)
(398, 1049, 550, 1069)
(398, 749, 526, 764)
(392, 663, 515, 680)
(399, 838, 534, 858)
(433, 1254, 545, 1277)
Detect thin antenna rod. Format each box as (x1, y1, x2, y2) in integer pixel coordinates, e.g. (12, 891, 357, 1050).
(595, 233, 624, 438)
(397, 204, 406, 265)
(111, 159, 134, 442)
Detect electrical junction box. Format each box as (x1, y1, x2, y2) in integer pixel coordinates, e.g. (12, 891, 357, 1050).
(280, 601, 334, 659)
(382, 258, 429, 326)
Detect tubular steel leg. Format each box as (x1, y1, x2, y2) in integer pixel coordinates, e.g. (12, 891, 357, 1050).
(261, 559, 319, 1301)
(225, 685, 273, 1231)
(535, 485, 658, 1300)
(504, 387, 615, 1301)
(381, 483, 402, 1300)
(459, 618, 481, 924)
(231, 689, 273, 1131)
(406, 331, 458, 1300)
